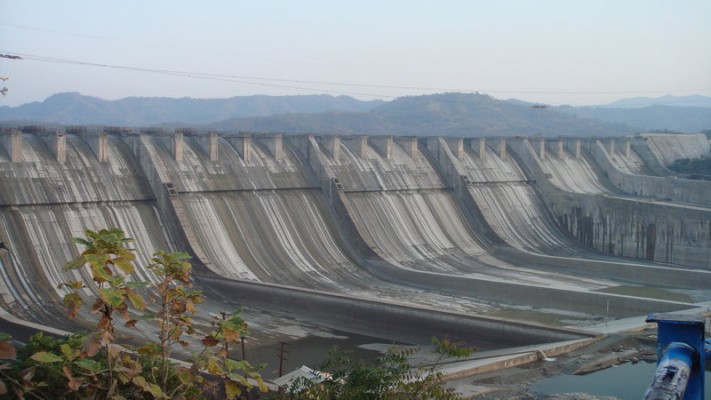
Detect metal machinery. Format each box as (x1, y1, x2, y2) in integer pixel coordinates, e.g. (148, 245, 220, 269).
(644, 313, 710, 400)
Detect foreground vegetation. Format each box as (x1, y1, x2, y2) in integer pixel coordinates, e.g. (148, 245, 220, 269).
(282, 338, 472, 400)
(1, 228, 266, 399)
(0, 228, 472, 399)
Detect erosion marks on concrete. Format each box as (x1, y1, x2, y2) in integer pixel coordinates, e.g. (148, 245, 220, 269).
(0, 129, 709, 352)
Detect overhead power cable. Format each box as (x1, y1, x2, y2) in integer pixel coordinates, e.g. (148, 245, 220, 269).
(2, 51, 398, 98)
(1, 51, 710, 99)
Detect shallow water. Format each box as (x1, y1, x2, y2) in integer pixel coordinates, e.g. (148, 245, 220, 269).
(531, 361, 711, 400)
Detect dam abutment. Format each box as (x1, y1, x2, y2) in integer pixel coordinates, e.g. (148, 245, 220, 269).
(509, 137, 711, 268)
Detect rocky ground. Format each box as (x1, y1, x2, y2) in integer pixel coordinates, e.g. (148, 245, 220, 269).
(452, 329, 659, 399)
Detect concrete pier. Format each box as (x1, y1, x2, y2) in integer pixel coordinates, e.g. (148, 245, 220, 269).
(557, 139, 564, 158)
(357, 136, 368, 159)
(575, 139, 581, 159)
(477, 138, 486, 159)
(11, 130, 23, 163)
(371, 136, 394, 159)
(539, 139, 546, 160)
(56, 131, 66, 163)
(209, 132, 219, 161)
(229, 134, 252, 162)
(609, 139, 616, 159)
(397, 136, 418, 159)
(625, 139, 631, 159)
(499, 138, 507, 159)
(266, 134, 283, 160)
(174, 132, 184, 161)
(95, 131, 108, 162)
(448, 137, 464, 159)
(325, 135, 340, 161)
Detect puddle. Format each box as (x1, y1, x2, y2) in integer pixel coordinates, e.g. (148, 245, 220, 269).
(531, 361, 711, 400)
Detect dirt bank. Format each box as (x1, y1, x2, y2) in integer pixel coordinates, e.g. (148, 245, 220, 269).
(452, 329, 659, 399)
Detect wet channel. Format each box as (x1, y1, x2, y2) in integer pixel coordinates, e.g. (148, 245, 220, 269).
(531, 361, 711, 399)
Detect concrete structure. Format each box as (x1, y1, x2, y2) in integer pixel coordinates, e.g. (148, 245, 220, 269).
(209, 132, 219, 161)
(396, 136, 418, 159)
(477, 137, 486, 159)
(11, 130, 22, 162)
(370, 135, 394, 160)
(0, 128, 710, 360)
(266, 133, 283, 160)
(55, 131, 66, 163)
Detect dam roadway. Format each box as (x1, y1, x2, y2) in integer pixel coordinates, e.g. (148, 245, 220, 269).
(0, 128, 710, 357)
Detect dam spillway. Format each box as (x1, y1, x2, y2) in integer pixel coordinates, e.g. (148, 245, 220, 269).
(1, 128, 711, 353)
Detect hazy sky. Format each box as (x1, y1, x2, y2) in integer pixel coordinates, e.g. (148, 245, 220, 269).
(1, 0, 710, 107)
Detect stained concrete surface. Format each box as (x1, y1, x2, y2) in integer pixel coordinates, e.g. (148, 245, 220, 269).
(0, 129, 710, 376)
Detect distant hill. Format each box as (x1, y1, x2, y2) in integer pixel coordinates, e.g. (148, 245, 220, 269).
(209, 92, 635, 137)
(0, 92, 384, 126)
(7, 91, 707, 136)
(602, 94, 711, 108)
(556, 104, 711, 133)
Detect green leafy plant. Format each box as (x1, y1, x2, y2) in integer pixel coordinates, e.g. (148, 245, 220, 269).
(2, 228, 267, 399)
(283, 337, 475, 400)
(198, 310, 267, 399)
(137, 250, 204, 398)
(60, 228, 148, 398)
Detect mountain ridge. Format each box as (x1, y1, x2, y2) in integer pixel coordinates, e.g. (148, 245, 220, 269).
(602, 94, 711, 109)
(206, 92, 635, 137)
(2, 92, 710, 136)
(0, 92, 385, 126)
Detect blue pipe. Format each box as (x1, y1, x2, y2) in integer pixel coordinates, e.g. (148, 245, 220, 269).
(643, 342, 695, 400)
(645, 314, 706, 400)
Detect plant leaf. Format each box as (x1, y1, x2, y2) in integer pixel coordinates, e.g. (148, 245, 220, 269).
(126, 289, 146, 311)
(82, 335, 102, 357)
(62, 292, 84, 319)
(136, 343, 160, 357)
(0, 341, 16, 359)
(90, 262, 113, 283)
(126, 281, 149, 289)
(113, 257, 135, 274)
(99, 287, 126, 308)
(59, 343, 78, 361)
(206, 357, 223, 375)
(63, 258, 87, 271)
(30, 351, 63, 363)
(175, 366, 193, 385)
(225, 380, 242, 399)
(201, 335, 219, 347)
(75, 359, 102, 373)
(62, 366, 84, 391)
(132, 376, 167, 399)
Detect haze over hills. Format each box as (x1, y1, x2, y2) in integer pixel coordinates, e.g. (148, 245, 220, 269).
(207, 92, 633, 137)
(2, 92, 711, 136)
(556, 104, 711, 133)
(602, 94, 711, 108)
(0, 92, 384, 126)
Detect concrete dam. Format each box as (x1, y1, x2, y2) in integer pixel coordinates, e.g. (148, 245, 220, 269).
(1, 128, 710, 356)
